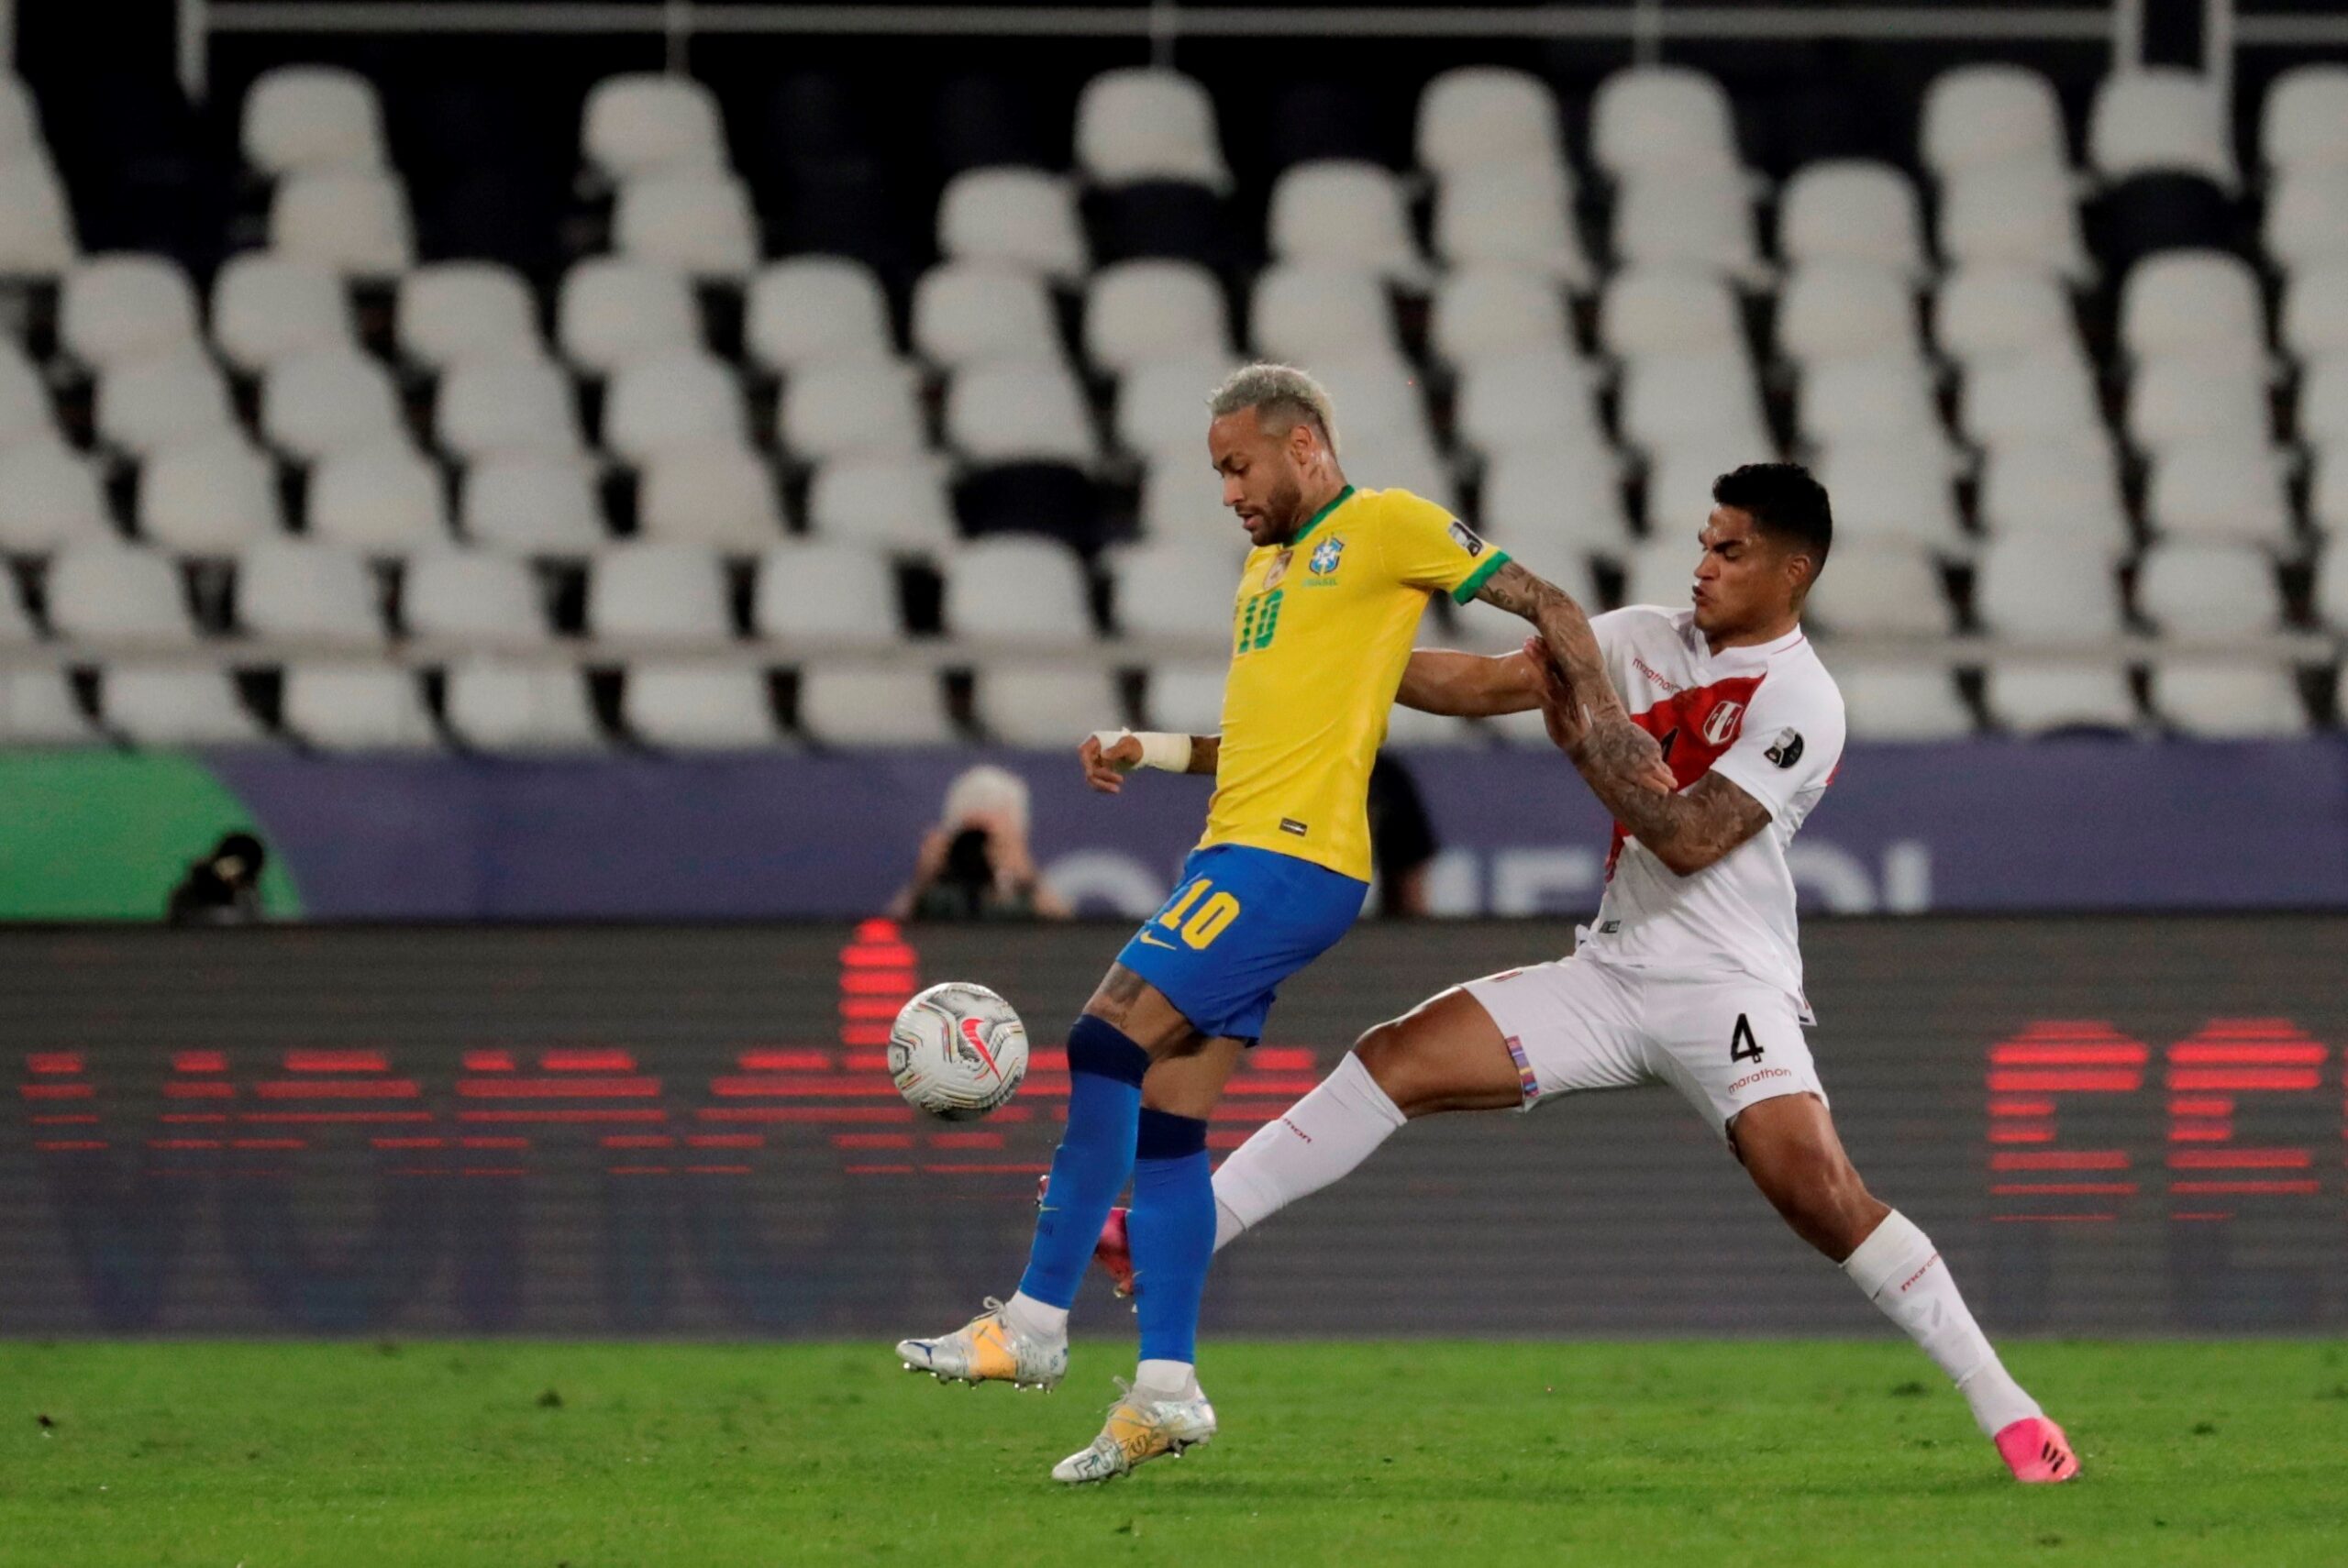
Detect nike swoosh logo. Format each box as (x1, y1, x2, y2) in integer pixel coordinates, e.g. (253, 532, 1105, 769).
(958, 1017, 1002, 1078)
(1135, 931, 1178, 949)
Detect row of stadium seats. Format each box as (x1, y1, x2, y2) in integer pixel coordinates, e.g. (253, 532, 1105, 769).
(0, 655, 2333, 752)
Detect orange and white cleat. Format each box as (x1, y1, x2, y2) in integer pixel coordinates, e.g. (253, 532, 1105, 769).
(1035, 1175, 1138, 1299)
(1994, 1416, 2080, 1483)
(895, 1297, 1067, 1391)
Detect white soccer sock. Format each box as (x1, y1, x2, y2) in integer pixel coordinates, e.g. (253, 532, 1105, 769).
(1135, 1358, 1200, 1398)
(1003, 1290, 1069, 1343)
(1211, 1053, 1408, 1252)
(1842, 1210, 2041, 1437)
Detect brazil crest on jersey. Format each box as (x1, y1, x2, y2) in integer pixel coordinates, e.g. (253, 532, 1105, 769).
(1201, 484, 1508, 882)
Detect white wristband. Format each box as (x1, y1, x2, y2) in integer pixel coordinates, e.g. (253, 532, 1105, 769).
(1091, 729, 1191, 772)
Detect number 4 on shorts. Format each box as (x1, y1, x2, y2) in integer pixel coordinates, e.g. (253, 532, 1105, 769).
(1729, 1013, 1765, 1064)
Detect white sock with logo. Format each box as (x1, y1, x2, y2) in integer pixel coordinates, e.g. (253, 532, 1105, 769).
(1842, 1210, 2041, 1437)
(1002, 1291, 1068, 1343)
(1135, 1358, 1201, 1399)
(1211, 1053, 1408, 1250)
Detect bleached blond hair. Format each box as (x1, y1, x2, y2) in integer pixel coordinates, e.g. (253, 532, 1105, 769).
(1207, 362, 1340, 456)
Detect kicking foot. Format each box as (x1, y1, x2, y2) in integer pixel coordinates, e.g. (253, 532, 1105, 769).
(1050, 1378, 1216, 1484)
(895, 1298, 1067, 1391)
(1035, 1175, 1138, 1298)
(1994, 1416, 2079, 1483)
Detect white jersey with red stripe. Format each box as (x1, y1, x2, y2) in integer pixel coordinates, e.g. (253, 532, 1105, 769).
(1574, 605, 1845, 1011)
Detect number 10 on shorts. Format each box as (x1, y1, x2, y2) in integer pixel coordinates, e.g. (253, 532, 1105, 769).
(1158, 878, 1242, 950)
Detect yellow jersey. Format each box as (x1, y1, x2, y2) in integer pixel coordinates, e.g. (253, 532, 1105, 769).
(1199, 485, 1510, 882)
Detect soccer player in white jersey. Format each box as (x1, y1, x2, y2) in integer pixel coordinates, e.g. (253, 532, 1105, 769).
(1085, 463, 2080, 1485)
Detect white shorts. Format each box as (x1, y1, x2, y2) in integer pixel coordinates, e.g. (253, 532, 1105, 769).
(1461, 955, 1826, 1141)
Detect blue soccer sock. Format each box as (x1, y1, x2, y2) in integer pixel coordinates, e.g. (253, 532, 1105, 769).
(1015, 1016, 1149, 1311)
(1128, 1108, 1214, 1372)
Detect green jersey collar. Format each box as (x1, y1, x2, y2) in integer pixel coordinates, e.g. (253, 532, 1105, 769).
(1288, 484, 1355, 549)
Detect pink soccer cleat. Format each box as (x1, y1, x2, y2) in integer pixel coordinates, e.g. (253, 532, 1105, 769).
(1994, 1416, 2080, 1483)
(1035, 1176, 1139, 1298)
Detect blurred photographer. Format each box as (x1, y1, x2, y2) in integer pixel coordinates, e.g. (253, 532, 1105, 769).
(166, 832, 270, 926)
(891, 766, 1070, 922)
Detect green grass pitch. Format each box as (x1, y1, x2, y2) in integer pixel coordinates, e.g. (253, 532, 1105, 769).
(4, 1340, 2344, 1566)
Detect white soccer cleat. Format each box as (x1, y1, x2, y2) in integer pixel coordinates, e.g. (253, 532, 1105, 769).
(894, 1297, 1067, 1391)
(1050, 1378, 1217, 1484)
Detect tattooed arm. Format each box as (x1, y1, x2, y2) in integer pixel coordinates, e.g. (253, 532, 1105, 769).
(1527, 642, 1769, 877)
(1468, 559, 1619, 715)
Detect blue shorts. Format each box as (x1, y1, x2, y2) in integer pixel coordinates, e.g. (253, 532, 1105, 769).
(1113, 844, 1368, 1043)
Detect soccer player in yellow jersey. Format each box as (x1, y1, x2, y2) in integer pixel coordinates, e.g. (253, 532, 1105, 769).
(897, 363, 1615, 1483)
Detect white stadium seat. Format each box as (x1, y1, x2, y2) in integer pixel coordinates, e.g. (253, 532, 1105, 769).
(0, 669, 100, 745)
(2119, 251, 2269, 366)
(941, 536, 1094, 645)
(582, 73, 726, 182)
(557, 257, 701, 372)
(0, 340, 55, 447)
(1111, 542, 1239, 639)
(0, 569, 33, 644)
(212, 251, 353, 370)
(937, 168, 1088, 281)
(1249, 263, 1401, 363)
(2294, 355, 2348, 448)
(911, 261, 1061, 369)
(2263, 65, 2348, 176)
(1074, 67, 1230, 190)
(0, 441, 110, 553)
(1599, 267, 1745, 360)
(1267, 160, 1425, 282)
(1430, 266, 1575, 365)
(1804, 543, 1954, 636)
(588, 542, 733, 645)
(0, 75, 40, 163)
(1592, 65, 1744, 182)
(138, 436, 282, 554)
(2312, 447, 2348, 535)
(1799, 356, 1955, 466)
(2134, 541, 2286, 635)
(1310, 357, 1436, 451)
(1617, 354, 1773, 458)
(1085, 260, 1234, 372)
(1642, 447, 1758, 538)
(1977, 436, 2135, 558)
(2281, 265, 2348, 360)
(794, 667, 954, 746)
(402, 549, 550, 649)
(623, 662, 780, 750)
(614, 171, 759, 278)
(1418, 66, 1566, 178)
(397, 260, 543, 370)
(1775, 263, 1924, 366)
(2143, 440, 2295, 547)
(2088, 69, 2239, 191)
(1837, 662, 1976, 741)
(946, 359, 1100, 468)
(444, 461, 600, 593)
(1933, 265, 2080, 367)
(754, 541, 903, 646)
(1146, 663, 1225, 733)
(96, 350, 235, 456)
(45, 544, 197, 645)
(746, 257, 895, 370)
(780, 360, 926, 460)
(260, 350, 405, 460)
(1620, 536, 1701, 611)
(804, 456, 957, 557)
(237, 539, 384, 647)
(1610, 174, 1763, 280)
(282, 664, 439, 752)
(1778, 160, 1928, 277)
(307, 440, 451, 554)
(1985, 661, 2139, 734)
(1812, 442, 1968, 556)
(436, 357, 584, 459)
(2264, 170, 2348, 273)
(1958, 349, 2106, 448)
(1479, 444, 1633, 558)
(61, 254, 202, 370)
(1116, 352, 1238, 460)
(445, 658, 604, 752)
(1936, 164, 2093, 280)
(103, 667, 267, 745)
(637, 444, 783, 550)
(1431, 166, 1593, 286)
(242, 65, 386, 175)
(2314, 541, 2348, 630)
(977, 665, 1122, 745)
(601, 349, 747, 463)
(1973, 538, 2125, 642)
(269, 169, 414, 278)
(0, 156, 77, 275)
(2126, 356, 2269, 453)
(1139, 458, 1236, 542)
(1922, 64, 2070, 181)
(2152, 659, 2308, 737)
(1453, 350, 1606, 457)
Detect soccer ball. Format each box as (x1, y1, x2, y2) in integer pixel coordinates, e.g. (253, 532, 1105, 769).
(889, 981, 1030, 1121)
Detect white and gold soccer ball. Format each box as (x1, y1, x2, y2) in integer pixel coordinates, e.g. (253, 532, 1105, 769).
(889, 981, 1029, 1120)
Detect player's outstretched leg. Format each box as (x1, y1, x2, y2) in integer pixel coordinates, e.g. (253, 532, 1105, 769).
(1730, 1093, 2079, 1484)
(895, 1009, 1153, 1389)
